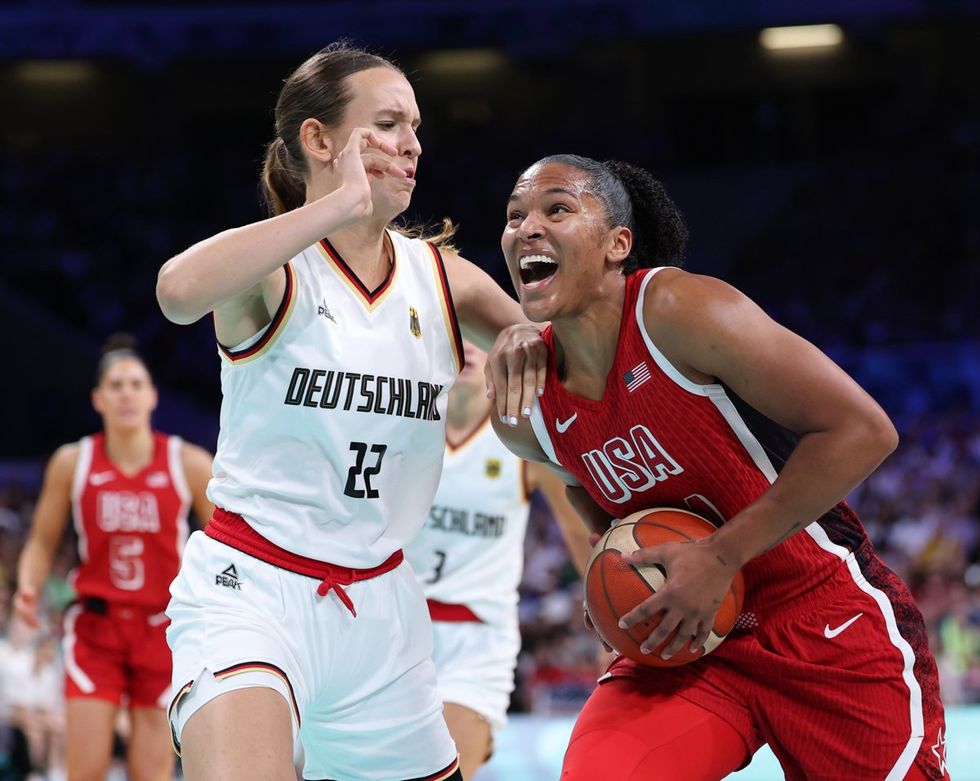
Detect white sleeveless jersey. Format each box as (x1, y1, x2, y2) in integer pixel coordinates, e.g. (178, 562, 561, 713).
(404, 418, 530, 627)
(208, 229, 463, 567)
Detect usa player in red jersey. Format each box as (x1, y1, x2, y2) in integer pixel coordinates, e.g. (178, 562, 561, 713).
(14, 335, 213, 781)
(489, 155, 949, 780)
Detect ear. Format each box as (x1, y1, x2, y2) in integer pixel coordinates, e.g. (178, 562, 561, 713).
(605, 226, 632, 269)
(91, 388, 104, 416)
(299, 118, 334, 165)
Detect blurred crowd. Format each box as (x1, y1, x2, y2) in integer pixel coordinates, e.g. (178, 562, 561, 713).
(0, 406, 977, 777)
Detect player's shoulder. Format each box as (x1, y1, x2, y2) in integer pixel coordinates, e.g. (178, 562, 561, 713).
(642, 267, 748, 329)
(46, 442, 81, 479)
(179, 440, 213, 471)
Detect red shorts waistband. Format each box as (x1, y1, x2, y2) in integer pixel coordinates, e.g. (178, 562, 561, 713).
(205, 507, 403, 617)
(75, 597, 168, 620)
(426, 599, 482, 623)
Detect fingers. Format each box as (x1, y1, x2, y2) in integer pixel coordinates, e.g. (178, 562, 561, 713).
(533, 340, 548, 400)
(621, 545, 666, 567)
(652, 616, 701, 659)
(485, 349, 509, 419)
(363, 157, 407, 181)
(13, 590, 39, 629)
(502, 345, 526, 426)
(347, 127, 399, 158)
(583, 608, 613, 653)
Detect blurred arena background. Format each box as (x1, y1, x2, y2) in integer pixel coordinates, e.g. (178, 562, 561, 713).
(1, 0, 979, 778)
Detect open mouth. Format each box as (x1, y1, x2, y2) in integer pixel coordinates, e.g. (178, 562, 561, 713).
(519, 254, 558, 287)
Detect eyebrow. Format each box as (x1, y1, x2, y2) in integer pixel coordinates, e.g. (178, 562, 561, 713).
(507, 186, 579, 203)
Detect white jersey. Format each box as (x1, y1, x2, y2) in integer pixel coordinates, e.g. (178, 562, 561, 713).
(209, 229, 463, 567)
(405, 417, 530, 627)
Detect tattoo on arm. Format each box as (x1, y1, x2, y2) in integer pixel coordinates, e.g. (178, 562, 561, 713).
(763, 521, 803, 554)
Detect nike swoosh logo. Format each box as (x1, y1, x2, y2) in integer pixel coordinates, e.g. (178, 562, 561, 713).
(89, 471, 115, 486)
(555, 413, 578, 433)
(824, 612, 863, 639)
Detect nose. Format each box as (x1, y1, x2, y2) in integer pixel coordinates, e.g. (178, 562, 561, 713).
(401, 128, 422, 160)
(517, 214, 544, 241)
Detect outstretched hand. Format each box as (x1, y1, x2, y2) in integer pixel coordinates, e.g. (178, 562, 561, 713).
(13, 585, 40, 629)
(617, 539, 738, 660)
(484, 324, 548, 426)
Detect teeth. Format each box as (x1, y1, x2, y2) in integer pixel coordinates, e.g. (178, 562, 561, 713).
(519, 254, 558, 270)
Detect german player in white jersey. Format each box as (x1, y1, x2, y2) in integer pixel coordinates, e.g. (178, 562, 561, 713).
(405, 341, 591, 779)
(156, 43, 542, 781)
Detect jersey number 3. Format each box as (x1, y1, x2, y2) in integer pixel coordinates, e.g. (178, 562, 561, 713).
(344, 442, 388, 499)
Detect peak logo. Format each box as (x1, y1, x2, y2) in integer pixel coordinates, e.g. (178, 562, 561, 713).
(215, 564, 241, 590)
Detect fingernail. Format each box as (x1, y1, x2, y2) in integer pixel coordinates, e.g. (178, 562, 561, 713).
(500, 415, 507, 424)
(640, 645, 651, 654)
(661, 652, 673, 660)
(508, 416, 518, 426)
(618, 619, 628, 629)
(522, 407, 531, 418)
(537, 387, 544, 397)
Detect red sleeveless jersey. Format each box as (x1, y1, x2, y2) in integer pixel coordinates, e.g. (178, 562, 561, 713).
(537, 268, 872, 613)
(70, 431, 191, 609)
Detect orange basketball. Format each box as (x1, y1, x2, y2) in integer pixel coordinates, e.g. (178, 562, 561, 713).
(584, 507, 745, 667)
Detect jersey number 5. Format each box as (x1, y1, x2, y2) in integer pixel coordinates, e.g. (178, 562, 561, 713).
(344, 442, 388, 499)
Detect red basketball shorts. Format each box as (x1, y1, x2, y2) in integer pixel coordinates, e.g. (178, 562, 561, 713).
(63, 599, 172, 709)
(565, 554, 949, 780)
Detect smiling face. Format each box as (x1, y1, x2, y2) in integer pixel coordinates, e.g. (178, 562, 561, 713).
(329, 67, 422, 221)
(501, 161, 632, 323)
(91, 357, 157, 433)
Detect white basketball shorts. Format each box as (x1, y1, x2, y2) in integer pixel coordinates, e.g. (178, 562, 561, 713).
(430, 618, 520, 733)
(167, 531, 458, 780)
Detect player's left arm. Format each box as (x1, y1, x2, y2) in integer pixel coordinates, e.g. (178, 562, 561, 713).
(441, 250, 547, 424)
(527, 463, 595, 577)
(620, 269, 897, 657)
(180, 442, 215, 528)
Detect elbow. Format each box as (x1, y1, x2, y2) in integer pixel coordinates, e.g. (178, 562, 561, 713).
(864, 408, 899, 465)
(156, 262, 203, 325)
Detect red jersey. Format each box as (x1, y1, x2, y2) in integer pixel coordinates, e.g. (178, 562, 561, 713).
(536, 268, 872, 614)
(70, 431, 191, 610)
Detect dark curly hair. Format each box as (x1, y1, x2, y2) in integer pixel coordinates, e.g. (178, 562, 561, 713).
(531, 154, 688, 274)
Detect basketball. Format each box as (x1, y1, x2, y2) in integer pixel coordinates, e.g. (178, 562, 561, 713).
(584, 507, 745, 667)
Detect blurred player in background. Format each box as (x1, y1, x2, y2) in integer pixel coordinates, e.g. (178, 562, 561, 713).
(489, 155, 949, 780)
(156, 43, 540, 781)
(14, 334, 213, 781)
(406, 340, 592, 779)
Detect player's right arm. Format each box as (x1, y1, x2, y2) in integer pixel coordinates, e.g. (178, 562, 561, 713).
(15, 444, 77, 629)
(155, 129, 404, 347)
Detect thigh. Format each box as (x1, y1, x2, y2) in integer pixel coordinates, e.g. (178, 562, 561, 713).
(442, 702, 491, 781)
(63, 605, 125, 706)
(127, 707, 176, 781)
(756, 568, 949, 780)
(65, 698, 117, 781)
(561, 677, 749, 781)
(181, 685, 296, 781)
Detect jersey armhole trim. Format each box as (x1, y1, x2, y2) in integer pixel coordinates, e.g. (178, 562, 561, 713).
(218, 263, 296, 364)
(529, 403, 581, 486)
(71, 437, 94, 563)
(426, 242, 465, 374)
(635, 268, 726, 398)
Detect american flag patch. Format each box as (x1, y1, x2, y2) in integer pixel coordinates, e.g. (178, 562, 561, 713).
(623, 362, 651, 392)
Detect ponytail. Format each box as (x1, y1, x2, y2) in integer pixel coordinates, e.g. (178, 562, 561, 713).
(261, 137, 306, 217)
(602, 160, 687, 274)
